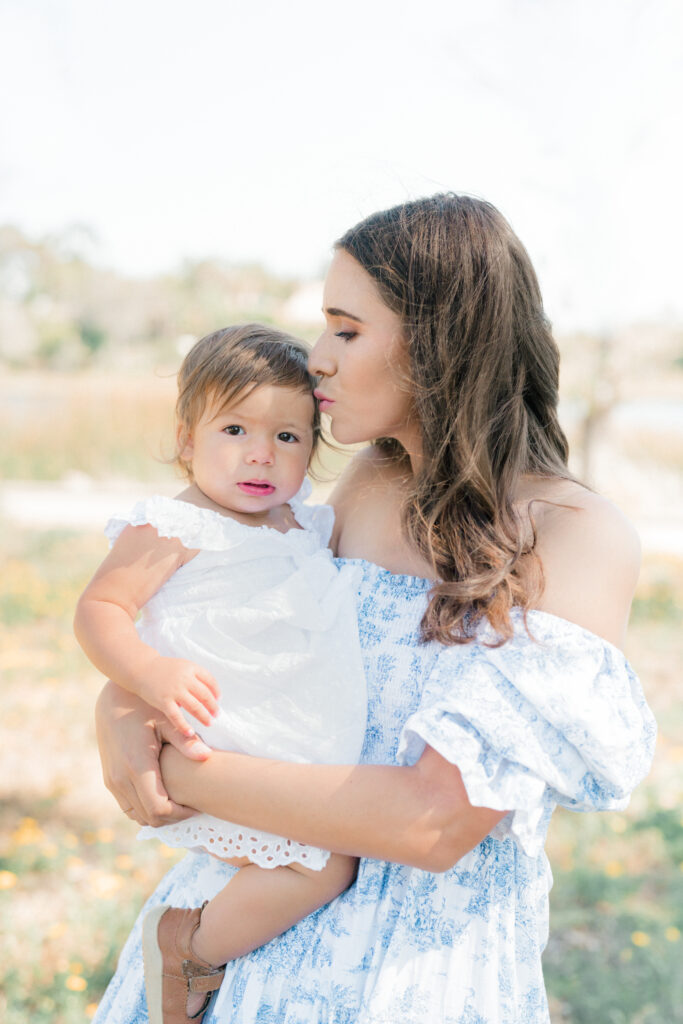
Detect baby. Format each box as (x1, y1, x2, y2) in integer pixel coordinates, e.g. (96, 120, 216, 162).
(75, 324, 367, 1024)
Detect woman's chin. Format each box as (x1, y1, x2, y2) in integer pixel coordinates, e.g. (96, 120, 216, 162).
(327, 419, 366, 447)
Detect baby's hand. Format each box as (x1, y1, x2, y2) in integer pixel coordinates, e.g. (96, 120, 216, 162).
(138, 657, 221, 737)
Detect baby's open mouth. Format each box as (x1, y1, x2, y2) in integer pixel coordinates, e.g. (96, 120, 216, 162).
(238, 481, 276, 496)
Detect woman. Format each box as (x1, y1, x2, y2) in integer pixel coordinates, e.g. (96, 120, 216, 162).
(93, 194, 655, 1024)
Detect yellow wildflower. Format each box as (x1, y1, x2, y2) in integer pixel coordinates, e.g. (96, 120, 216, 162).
(665, 926, 680, 942)
(631, 931, 651, 947)
(11, 818, 45, 845)
(65, 975, 87, 992)
(604, 860, 623, 878)
(0, 870, 17, 890)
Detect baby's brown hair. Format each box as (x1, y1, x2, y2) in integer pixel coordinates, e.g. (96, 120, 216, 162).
(174, 324, 320, 479)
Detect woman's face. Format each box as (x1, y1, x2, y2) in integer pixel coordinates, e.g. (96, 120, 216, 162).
(308, 249, 418, 450)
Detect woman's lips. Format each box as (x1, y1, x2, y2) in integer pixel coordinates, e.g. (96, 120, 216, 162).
(238, 481, 276, 496)
(313, 389, 335, 412)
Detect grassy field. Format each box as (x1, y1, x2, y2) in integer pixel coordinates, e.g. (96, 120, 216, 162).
(0, 373, 681, 1022)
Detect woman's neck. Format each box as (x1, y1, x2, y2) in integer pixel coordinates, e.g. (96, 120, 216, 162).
(389, 422, 423, 476)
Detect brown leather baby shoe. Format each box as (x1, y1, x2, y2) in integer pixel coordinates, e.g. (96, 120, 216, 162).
(142, 903, 225, 1023)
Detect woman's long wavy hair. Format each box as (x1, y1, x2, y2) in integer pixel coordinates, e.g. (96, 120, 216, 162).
(337, 194, 573, 645)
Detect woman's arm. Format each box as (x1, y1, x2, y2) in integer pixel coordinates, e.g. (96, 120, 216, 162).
(160, 743, 507, 872)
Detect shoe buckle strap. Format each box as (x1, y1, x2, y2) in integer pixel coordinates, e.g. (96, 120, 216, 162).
(183, 960, 225, 994)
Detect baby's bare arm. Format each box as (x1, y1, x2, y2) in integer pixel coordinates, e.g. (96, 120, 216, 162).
(75, 524, 220, 733)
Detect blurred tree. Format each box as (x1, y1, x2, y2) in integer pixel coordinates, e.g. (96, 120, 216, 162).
(558, 326, 683, 483)
(0, 226, 304, 370)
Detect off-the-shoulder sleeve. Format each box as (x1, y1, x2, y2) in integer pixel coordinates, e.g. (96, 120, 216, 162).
(397, 611, 657, 857)
(104, 495, 250, 552)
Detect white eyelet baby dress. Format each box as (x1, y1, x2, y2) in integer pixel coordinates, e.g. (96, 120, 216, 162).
(105, 480, 367, 871)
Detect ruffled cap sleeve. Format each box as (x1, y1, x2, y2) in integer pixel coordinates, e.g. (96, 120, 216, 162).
(398, 610, 656, 857)
(105, 491, 334, 558)
(104, 495, 256, 552)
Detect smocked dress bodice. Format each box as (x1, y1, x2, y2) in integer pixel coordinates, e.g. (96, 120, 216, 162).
(93, 560, 655, 1024)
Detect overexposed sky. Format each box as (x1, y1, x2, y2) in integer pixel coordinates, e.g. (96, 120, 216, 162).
(1, 0, 682, 331)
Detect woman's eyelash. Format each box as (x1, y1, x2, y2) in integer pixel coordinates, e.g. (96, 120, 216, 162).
(335, 331, 357, 341)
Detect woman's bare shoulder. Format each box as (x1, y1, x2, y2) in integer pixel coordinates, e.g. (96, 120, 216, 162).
(529, 479, 641, 647)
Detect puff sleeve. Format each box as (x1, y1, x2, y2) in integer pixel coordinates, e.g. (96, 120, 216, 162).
(397, 610, 656, 858)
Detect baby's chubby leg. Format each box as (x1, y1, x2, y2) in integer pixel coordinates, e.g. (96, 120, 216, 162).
(143, 855, 357, 1020)
(191, 854, 357, 967)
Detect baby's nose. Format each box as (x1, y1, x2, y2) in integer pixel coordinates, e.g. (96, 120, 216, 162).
(246, 443, 274, 465)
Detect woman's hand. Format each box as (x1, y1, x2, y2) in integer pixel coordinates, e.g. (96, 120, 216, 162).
(95, 681, 212, 826)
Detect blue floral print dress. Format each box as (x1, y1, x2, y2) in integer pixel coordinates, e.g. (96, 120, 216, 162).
(93, 560, 656, 1024)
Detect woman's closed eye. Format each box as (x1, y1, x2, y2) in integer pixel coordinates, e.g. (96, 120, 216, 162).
(335, 330, 357, 342)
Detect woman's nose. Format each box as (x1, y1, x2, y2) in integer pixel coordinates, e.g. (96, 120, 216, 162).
(308, 332, 335, 378)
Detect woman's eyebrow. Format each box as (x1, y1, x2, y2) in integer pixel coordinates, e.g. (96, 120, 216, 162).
(324, 306, 364, 323)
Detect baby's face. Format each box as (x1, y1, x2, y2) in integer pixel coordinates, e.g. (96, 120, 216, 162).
(180, 384, 315, 514)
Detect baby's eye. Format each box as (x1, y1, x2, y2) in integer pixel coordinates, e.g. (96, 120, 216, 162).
(277, 432, 298, 443)
(335, 330, 357, 342)
(223, 425, 244, 436)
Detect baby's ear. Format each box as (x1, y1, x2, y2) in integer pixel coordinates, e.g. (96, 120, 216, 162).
(176, 423, 194, 463)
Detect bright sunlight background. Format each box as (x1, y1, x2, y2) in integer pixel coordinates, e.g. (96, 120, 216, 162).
(1, 0, 682, 330)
